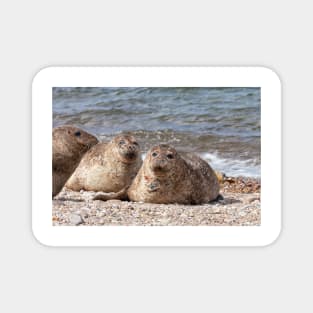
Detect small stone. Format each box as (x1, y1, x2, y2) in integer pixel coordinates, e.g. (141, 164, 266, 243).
(69, 213, 83, 225)
(106, 200, 122, 204)
(80, 212, 89, 222)
(90, 209, 97, 216)
(80, 209, 89, 218)
(247, 196, 260, 203)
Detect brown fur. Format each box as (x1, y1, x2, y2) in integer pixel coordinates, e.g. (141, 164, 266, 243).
(65, 134, 142, 192)
(52, 125, 98, 198)
(127, 144, 220, 204)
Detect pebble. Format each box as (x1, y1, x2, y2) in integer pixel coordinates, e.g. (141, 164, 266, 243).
(69, 213, 83, 225)
(248, 196, 260, 203)
(90, 209, 98, 215)
(80, 209, 89, 218)
(106, 200, 122, 205)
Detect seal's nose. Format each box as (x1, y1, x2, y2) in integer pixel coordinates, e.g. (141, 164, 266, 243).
(128, 144, 137, 152)
(152, 158, 167, 171)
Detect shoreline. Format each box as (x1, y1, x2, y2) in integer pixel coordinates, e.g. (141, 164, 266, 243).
(53, 176, 261, 226)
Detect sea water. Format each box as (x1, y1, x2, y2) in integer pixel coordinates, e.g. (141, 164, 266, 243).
(53, 87, 260, 177)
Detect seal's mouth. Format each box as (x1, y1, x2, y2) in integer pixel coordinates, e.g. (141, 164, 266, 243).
(150, 164, 170, 176)
(86, 141, 96, 149)
(125, 151, 137, 159)
(152, 166, 165, 172)
(118, 150, 138, 163)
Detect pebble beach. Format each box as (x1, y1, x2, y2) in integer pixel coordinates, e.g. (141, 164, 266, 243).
(53, 176, 261, 226)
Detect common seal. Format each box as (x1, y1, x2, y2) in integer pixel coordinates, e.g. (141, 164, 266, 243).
(65, 134, 142, 192)
(93, 144, 220, 204)
(53, 125, 98, 198)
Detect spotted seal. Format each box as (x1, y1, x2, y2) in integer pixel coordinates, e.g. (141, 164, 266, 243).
(65, 134, 142, 192)
(52, 125, 98, 197)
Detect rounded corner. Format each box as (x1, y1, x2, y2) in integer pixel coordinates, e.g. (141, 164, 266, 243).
(31, 225, 54, 248)
(32, 66, 56, 88)
(259, 66, 282, 88)
(261, 224, 282, 247)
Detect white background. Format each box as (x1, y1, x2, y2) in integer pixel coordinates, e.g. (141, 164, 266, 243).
(0, 0, 311, 312)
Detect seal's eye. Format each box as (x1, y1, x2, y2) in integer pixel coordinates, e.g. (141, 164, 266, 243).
(74, 131, 81, 137)
(152, 152, 158, 157)
(119, 140, 125, 145)
(167, 154, 174, 159)
(133, 142, 139, 146)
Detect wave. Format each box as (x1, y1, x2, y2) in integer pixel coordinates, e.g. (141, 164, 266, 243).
(201, 152, 260, 178)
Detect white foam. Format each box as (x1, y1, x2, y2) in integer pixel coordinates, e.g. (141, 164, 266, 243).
(201, 152, 260, 178)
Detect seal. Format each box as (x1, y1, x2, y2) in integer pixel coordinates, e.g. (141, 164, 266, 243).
(93, 144, 220, 203)
(127, 144, 220, 204)
(52, 125, 98, 198)
(65, 134, 142, 192)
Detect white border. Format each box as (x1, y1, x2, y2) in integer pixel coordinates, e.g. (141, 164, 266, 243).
(32, 67, 281, 247)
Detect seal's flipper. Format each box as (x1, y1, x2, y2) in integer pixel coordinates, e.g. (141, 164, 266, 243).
(93, 186, 129, 201)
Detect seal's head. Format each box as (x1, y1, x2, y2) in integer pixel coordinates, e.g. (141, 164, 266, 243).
(53, 125, 98, 154)
(52, 125, 98, 197)
(147, 144, 179, 175)
(112, 134, 140, 163)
